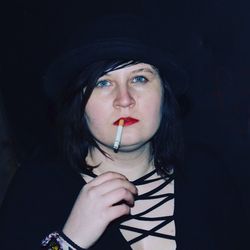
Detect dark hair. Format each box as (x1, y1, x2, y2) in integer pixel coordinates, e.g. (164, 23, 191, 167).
(56, 59, 183, 177)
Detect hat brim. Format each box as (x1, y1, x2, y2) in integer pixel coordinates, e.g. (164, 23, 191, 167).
(43, 38, 188, 99)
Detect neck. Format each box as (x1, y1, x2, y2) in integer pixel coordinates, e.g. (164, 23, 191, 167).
(86, 144, 154, 181)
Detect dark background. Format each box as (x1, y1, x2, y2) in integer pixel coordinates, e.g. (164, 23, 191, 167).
(0, 0, 249, 215)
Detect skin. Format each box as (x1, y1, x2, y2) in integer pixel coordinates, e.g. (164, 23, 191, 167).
(85, 63, 163, 153)
(63, 63, 164, 248)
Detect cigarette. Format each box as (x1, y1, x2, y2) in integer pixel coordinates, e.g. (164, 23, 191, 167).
(113, 119, 124, 152)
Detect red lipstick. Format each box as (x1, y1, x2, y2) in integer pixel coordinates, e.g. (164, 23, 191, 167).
(113, 117, 139, 126)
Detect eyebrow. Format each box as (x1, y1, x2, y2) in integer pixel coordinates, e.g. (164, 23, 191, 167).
(131, 67, 157, 75)
(104, 66, 158, 76)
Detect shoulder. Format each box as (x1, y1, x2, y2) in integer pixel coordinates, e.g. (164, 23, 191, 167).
(4, 155, 83, 199)
(0, 154, 85, 248)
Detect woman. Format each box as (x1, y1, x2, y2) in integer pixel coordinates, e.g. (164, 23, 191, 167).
(50, 58, 180, 250)
(0, 14, 238, 250)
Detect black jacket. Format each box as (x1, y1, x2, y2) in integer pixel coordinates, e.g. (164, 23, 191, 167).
(0, 146, 246, 250)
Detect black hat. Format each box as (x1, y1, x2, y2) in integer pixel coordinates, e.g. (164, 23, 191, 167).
(43, 14, 188, 99)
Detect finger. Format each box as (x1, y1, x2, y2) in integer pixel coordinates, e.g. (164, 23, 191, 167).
(103, 187, 135, 207)
(91, 178, 137, 196)
(106, 204, 131, 221)
(88, 171, 127, 187)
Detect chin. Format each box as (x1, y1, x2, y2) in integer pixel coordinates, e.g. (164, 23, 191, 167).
(117, 141, 151, 153)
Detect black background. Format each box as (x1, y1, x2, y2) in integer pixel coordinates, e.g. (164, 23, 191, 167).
(0, 0, 249, 213)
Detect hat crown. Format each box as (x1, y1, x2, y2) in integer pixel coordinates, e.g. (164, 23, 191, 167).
(44, 14, 188, 99)
(64, 14, 158, 52)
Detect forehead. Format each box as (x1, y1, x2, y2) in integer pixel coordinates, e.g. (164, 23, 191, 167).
(105, 62, 159, 76)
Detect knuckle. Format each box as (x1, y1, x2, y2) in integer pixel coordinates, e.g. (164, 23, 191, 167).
(105, 171, 126, 180)
(86, 187, 97, 199)
(119, 188, 129, 196)
(120, 204, 130, 214)
(105, 171, 117, 178)
(114, 178, 124, 186)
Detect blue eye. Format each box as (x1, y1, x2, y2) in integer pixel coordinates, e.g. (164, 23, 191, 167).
(132, 76, 148, 83)
(96, 80, 111, 88)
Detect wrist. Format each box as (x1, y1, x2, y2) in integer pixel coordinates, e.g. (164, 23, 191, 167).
(62, 225, 93, 249)
(41, 231, 87, 250)
(60, 230, 88, 250)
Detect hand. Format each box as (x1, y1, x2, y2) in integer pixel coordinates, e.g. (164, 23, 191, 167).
(62, 171, 137, 248)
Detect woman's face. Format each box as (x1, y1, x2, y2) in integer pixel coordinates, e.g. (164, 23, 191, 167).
(84, 63, 163, 152)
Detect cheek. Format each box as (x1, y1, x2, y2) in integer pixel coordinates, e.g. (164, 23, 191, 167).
(84, 99, 103, 129)
(84, 98, 113, 136)
(143, 94, 163, 129)
(145, 87, 163, 116)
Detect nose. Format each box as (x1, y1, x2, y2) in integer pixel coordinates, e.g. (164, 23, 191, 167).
(113, 85, 135, 109)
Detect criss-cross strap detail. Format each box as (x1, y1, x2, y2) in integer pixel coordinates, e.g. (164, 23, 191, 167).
(136, 181, 174, 200)
(81, 168, 176, 249)
(131, 195, 174, 218)
(120, 217, 176, 245)
(119, 169, 176, 249)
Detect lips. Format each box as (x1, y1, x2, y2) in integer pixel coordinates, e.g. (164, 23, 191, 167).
(113, 117, 139, 126)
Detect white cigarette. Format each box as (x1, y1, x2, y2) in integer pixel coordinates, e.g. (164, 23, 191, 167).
(113, 119, 124, 151)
